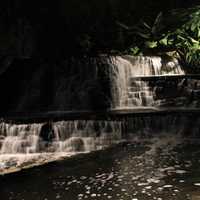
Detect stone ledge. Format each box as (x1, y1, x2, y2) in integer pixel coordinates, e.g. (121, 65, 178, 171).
(1, 107, 200, 123)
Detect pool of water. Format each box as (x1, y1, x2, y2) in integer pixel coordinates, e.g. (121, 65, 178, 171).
(1, 136, 200, 200)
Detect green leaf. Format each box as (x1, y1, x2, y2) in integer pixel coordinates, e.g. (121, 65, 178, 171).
(152, 12, 163, 35)
(145, 41, 158, 48)
(130, 46, 140, 55)
(191, 23, 197, 31)
(135, 31, 151, 39)
(159, 37, 168, 46)
(142, 22, 151, 30)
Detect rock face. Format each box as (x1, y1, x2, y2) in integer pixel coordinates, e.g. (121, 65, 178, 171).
(0, 57, 111, 114)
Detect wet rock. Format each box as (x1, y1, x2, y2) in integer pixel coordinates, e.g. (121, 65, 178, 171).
(40, 122, 55, 142)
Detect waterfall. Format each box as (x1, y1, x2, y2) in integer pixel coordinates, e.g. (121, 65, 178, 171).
(1, 114, 199, 155)
(0, 114, 200, 173)
(0, 123, 43, 154)
(3, 55, 199, 113)
(110, 56, 185, 109)
(0, 121, 123, 154)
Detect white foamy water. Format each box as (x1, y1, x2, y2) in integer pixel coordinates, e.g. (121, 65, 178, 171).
(0, 123, 43, 154)
(0, 121, 122, 154)
(0, 120, 123, 173)
(110, 56, 185, 109)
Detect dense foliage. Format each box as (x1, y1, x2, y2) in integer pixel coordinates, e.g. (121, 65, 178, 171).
(0, 1, 199, 58)
(122, 6, 200, 70)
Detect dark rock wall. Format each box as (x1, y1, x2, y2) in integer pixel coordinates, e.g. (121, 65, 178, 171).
(0, 57, 111, 114)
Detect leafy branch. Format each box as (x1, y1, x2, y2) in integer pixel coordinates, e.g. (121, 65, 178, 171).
(117, 5, 200, 69)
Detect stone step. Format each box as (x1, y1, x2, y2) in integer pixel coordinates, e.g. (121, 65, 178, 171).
(129, 74, 200, 81)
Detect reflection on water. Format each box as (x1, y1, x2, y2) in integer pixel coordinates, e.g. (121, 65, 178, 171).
(1, 136, 200, 200)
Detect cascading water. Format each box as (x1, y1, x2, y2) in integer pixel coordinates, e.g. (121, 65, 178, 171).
(2, 55, 200, 113)
(0, 123, 43, 154)
(52, 120, 123, 152)
(0, 120, 123, 173)
(0, 113, 199, 174)
(0, 121, 123, 155)
(109, 56, 186, 109)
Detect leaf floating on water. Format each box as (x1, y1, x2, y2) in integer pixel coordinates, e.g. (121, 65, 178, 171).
(80, 176, 87, 180)
(147, 178, 160, 184)
(91, 194, 96, 197)
(145, 186, 152, 189)
(137, 182, 149, 186)
(163, 185, 173, 188)
(55, 194, 61, 199)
